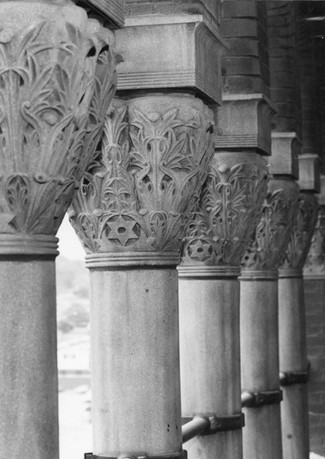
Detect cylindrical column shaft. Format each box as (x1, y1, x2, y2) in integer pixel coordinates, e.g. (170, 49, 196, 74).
(240, 275, 282, 459)
(278, 273, 309, 459)
(179, 274, 242, 458)
(0, 257, 58, 458)
(90, 267, 182, 456)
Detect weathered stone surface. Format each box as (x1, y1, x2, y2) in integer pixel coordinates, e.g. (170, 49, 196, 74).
(215, 95, 275, 156)
(181, 151, 268, 268)
(115, 17, 224, 104)
(80, 0, 125, 27)
(70, 95, 214, 266)
(298, 154, 321, 193)
(269, 132, 300, 179)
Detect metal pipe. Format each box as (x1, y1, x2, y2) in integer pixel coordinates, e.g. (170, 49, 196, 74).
(182, 416, 210, 444)
(241, 391, 254, 408)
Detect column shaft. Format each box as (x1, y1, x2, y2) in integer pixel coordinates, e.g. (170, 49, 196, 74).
(279, 274, 309, 459)
(90, 267, 182, 456)
(0, 258, 58, 458)
(240, 276, 282, 459)
(179, 275, 241, 458)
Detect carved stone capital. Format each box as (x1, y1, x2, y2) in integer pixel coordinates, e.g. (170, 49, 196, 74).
(69, 95, 214, 267)
(280, 192, 319, 277)
(241, 178, 300, 276)
(304, 206, 325, 278)
(180, 151, 268, 274)
(0, 1, 117, 255)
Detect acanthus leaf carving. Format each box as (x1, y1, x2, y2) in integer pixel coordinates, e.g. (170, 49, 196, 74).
(281, 192, 319, 272)
(0, 2, 117, 238)
(69, 96, 214, 258)
(242, 178, 300, 271)
(180, 154, 269, 267)
(304, 205, 325, 275)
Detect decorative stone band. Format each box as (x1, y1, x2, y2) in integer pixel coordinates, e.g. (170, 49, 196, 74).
(0, 235, 58, 257)
(84, 452, 187, 459)
(278, 268, 303, 279)
(177, 265, 240, 279)
(85, 252, 180, 268)
(239, 269, 278, 281)
(70, 95, 214, 265)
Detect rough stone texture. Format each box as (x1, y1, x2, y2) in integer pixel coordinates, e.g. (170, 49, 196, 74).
(0, 259, 59, 459)
(305, 279, 325, 457)
(267, 2, 301, 136)
(179, 276, 242, 459)
(221, 1, 269, 97)
(89, 267, 182, 457)
(115, 17, 224, 104)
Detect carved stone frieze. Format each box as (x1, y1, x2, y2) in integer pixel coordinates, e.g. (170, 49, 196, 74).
(180, 152, 268, 267)
(280, 192, 319, 274)
(0, 1, 116, 246)
(69, 95, 214, 265)
(304, 206, 325, 277)
(241, 178, 300, 272)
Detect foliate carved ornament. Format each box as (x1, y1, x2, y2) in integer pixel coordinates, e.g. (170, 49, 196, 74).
(69, 96, 214, 266)
(304, 206, 325, 277)
(280, 192, 319, 276)
(180, 152, 268, 272)
(0, 1, 116, 254)
(241, 178, 300, 276)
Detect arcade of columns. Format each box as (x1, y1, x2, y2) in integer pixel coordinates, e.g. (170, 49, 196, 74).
(0, 1, 325, 459)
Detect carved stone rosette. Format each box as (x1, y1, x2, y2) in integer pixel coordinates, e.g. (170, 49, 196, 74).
(0, 0, 117, 255)
(241, 177, 300, 278)
(280, 192, 319, 277)
(179, 152, 268, 275)
(69, 95, 214, 266)
(304, 205, 325, 277)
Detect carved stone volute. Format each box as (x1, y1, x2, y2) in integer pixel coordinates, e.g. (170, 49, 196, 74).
(280, 192, 319, 277)
(241, 177, 300, 277)
(69, 95, 214, 266)
(0, 1, 116, 255)
(180, 151, 269, 274)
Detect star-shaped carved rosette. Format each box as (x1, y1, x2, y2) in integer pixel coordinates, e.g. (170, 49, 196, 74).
(105, 216, 139, 247)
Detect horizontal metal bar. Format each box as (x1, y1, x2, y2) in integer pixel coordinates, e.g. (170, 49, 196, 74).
(85, 452, 187, 459)
(280, 371, 309, 386)
(182, 413, 245, 443)
(241, 390, 283, 408)
(182, 416, 210, 443)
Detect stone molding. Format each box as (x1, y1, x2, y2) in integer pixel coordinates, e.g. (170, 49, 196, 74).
(0, 1, 117, 255)
(80, 0, 125, 28)
(280, 192, 319, 277)
(69, 95, 214, 267)
(115, 15, 225, 104)
(180, 151, 268, 272)
(215, 94, 276, 156)
(298, 154, 320, 193)
(304, 205, 325, 278)
(269, 132, 300, 179)
(241, 177, 300, 273)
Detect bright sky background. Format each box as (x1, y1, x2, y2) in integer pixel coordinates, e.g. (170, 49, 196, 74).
(57, 215, 84, 261)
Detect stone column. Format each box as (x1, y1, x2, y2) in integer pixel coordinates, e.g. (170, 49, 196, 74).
(70, 3, 225, 457)
(304, 179, 325, 455)
(0, 1, 116, 458)
(178, 151, 268, 459)
(279, 159, 319, 459)
(70, 95, 214, 458)
(240, 176, 299, 459)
